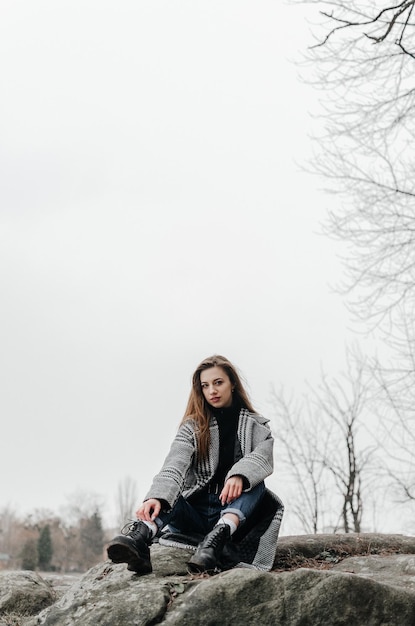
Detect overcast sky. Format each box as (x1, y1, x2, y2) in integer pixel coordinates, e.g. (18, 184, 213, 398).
(0, 1, 362, 531)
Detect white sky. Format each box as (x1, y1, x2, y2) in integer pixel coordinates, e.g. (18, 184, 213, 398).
(1, 1, 358, 530)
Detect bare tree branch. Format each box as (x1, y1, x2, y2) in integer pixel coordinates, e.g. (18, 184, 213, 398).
(297, 1, 415, 332)
(270, 348, 377, 533)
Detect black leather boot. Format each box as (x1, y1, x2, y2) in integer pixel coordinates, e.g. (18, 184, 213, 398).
(187, 523, 231, 573)
(107, 520, 153, 574)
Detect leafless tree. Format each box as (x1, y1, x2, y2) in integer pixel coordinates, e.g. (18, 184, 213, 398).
(56, 490, 106, 570)
(0, 505, 20, 568)
(59, 489, 104, 526)
(271, 390, 330, 533)
(298, 0, 415, 331)
(316, 357, 375, 533)
(367, 309, 415, 509)
(272, 350, 376, 533)
(295, 0, 415, 524)
(114, 475, 139, 528)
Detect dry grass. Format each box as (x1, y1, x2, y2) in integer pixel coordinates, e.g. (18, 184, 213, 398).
(272, 543, 408, 573)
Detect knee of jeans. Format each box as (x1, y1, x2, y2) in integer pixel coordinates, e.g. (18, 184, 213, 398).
(221, 508, 246, 525)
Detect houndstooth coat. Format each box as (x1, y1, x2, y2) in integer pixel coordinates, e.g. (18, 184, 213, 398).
(144, 408, 284, 571)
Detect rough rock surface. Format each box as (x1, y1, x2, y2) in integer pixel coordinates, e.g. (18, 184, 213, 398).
(333, 554, 415, 591)
(2, 534, 415, 626)
(0, 570, 55, 617)
(162, 567, 415, 626)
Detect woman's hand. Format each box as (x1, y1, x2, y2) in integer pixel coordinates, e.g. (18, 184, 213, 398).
(220, 475, 243, 505)
(136, 498, 161, 522)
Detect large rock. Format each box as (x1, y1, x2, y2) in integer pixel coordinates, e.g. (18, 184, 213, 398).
(0, 570, 55, 616)
(3, 534, 415, 626)
(162, 567, 415, 625)
(333, 554, 415, 591)
(275, 533, 415, 562)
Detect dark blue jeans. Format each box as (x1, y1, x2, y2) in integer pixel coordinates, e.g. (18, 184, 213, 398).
(156, 481, 265, 536)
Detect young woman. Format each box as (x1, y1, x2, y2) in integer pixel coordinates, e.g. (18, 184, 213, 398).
(107, 355, 284, 574)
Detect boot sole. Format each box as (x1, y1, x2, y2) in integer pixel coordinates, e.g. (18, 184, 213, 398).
(127, 557, 152, 574)
(187, 557, 217, 574)
(107, 539, 152, 574)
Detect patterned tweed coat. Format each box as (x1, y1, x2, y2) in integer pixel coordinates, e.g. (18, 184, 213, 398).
(144, 408, 284, 571)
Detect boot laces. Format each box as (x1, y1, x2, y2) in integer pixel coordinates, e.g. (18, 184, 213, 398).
(121, 519, 147, 540)
(121, 519, 139, 534)
(204, 524, 229, 548)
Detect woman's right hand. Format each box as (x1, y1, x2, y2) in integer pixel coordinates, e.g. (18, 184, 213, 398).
(136, 498, 161, 522)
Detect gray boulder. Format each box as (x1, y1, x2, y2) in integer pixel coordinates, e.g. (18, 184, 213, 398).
(162, 567, 415, 626)
(0, 570, 55, 616)
(333, 554, 415, 591)
(3, 534, 415, 626)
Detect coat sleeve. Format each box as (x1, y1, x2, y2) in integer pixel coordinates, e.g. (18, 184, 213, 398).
(143, 420, 197, 509)
(226, 414, 274, 490)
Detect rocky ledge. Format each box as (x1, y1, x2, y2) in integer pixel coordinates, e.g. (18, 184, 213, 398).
(1, 533, 415, 625)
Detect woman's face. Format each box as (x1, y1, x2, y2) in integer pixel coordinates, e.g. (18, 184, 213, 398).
(200, 365, 233, 409)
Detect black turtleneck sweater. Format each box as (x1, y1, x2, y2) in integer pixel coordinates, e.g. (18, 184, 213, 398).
(211, 402, 241, 487)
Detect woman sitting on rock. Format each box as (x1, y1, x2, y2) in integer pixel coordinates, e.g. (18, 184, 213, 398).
(107, 354, 284, 575)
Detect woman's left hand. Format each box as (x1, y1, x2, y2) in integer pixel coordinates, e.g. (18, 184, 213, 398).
(220, 475, 243, 505)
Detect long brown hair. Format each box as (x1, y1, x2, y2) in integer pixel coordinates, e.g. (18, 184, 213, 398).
(181, 355, 256, 459)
